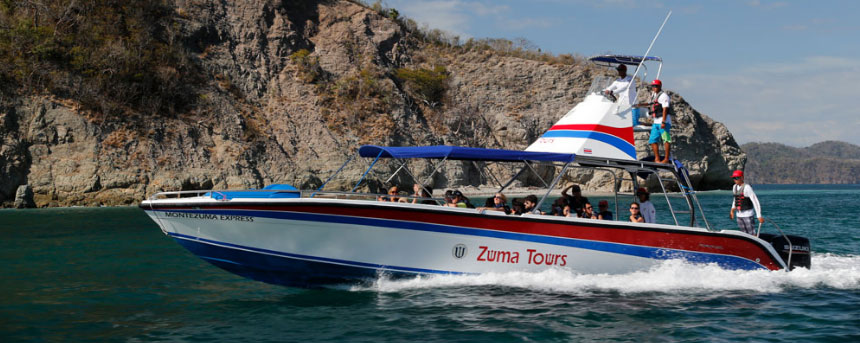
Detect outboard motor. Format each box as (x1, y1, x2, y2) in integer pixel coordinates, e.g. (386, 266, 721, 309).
(758, 233, 811, 270)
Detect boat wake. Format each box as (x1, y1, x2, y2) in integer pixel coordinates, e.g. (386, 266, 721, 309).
(362, 253, 860, 294)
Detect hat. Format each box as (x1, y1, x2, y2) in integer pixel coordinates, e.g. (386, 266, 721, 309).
(598, 200, 609, 206)
(636, 187, 649, 194)
(732, 170, 744, 178)
(650, 79, 662, 87)
(616, 64, 627, 71)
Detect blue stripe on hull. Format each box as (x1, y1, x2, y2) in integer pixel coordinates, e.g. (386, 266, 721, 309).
(173, 236, 424, 288)
(539, 130, 636, 158)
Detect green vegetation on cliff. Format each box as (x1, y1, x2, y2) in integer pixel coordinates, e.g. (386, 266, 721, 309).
(0, 0, 196, 116)
(742, 141, 860, 184)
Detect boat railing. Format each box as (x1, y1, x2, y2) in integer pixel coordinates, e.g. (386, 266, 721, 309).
(148, 190, 228, 200)
(758, 218, 793, 272)
(147, 189, 446, 205)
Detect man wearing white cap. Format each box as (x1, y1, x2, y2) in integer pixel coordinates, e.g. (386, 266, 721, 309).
(730, 170, 763, 235)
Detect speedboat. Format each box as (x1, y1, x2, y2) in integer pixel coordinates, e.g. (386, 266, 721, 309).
(140, 55, 810, 288)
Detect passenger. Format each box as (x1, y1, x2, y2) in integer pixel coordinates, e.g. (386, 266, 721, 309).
(729, 170, 764, 235)
(444, 190, 457, 207)
(478, 193, 511, 214)
(636, 187, 657, 223)
(597, 200, 614, 220)
(389, 186, 401, 202)
(511, 198, 525, 215)
(562, 205, 573, 217)
(629, 203, 645, 223)
(411, 184, 436, 205)
(523, 195, 545, 214)
(550, 197, 569, 216)
(452, 190, 475, 208)
(483, 197, 495, 207)
(580, 202, 597, 219)
(378, 186, 399, 202)
(561, 184, 590, 216)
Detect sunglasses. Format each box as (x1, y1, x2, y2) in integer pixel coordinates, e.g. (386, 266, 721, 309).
(630, 207, 640, 210)
(585, 206, 593, 209)
(494, 195, 502, 199)
(732, 177, 741, 180)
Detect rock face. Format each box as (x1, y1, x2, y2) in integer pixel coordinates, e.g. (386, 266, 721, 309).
(14, 185, 35, 208)
(0, 0, 745, 207)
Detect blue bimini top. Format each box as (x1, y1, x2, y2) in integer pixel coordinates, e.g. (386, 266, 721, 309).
(588, 55, 662, 66)
(358, 145, 576, 163)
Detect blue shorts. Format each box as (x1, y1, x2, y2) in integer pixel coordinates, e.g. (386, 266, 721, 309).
(648, 121, 672, 144)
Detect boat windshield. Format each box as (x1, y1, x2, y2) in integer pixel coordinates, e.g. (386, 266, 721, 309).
(586, 75, 619, 95)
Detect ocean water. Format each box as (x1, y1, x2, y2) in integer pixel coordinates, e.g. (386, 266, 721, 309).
(1, 185, 858, 342)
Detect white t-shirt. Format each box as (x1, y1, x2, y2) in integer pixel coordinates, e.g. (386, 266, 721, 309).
(651, 92, 671, 124)
(638, 200, 656, 223)
(604, 75, 637, 106)
(730, 184, 762, 218)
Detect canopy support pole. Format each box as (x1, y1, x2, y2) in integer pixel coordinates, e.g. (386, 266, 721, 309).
(524, 161, 550, 188)
(534, 162, 571, 214)
(418, 156, 449, 188)
(499, 165, 528, 193)
(352, 150, 384, 192)
(313, 153, 355, 197)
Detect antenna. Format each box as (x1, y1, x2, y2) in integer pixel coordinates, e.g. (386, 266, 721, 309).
(625, 10, 672, 93)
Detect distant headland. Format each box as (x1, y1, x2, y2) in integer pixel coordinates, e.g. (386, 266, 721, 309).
(742, 141, 860, 184)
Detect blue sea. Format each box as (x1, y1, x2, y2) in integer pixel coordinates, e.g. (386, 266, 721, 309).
(1, 184, 858, 342)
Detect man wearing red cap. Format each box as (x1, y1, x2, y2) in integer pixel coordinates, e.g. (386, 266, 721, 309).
(636, 80, 672, 163)
(730, 170, 763, 234)
(603, 64, 636, 106)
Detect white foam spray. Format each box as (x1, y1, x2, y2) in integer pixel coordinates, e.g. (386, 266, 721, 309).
(364, 254, 860, 294)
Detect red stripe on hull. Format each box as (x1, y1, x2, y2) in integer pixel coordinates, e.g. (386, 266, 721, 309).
(548, 124, 634, 145)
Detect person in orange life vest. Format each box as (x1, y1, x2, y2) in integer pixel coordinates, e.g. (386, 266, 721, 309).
(636, 79, 672, 163)
(729, 170, 763, 235)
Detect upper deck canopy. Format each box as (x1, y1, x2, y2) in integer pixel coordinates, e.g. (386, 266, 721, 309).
(588, 55, 662, 67)
(358, 145, 577, 163)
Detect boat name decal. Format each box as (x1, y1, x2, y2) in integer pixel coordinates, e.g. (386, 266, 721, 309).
(476, 246, 567, 267)
(163, 211, 254, 222)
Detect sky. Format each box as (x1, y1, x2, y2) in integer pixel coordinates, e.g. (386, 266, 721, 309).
(385, 0, 860, 147)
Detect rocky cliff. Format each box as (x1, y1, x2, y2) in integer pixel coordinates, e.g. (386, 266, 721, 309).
(0, 0, 744, 207)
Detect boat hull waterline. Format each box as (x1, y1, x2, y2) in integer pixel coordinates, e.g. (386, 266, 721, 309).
(143, 199, 786, 287)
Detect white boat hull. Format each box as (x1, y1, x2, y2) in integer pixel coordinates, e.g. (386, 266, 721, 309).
(142, 198, 786, 287)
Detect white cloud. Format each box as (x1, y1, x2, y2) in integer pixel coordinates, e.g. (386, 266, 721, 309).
(673, 56, 860, 146)
(389, 0, 557, 36)
(388, 0, 511, 37)
(389, 0, 472, 36)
